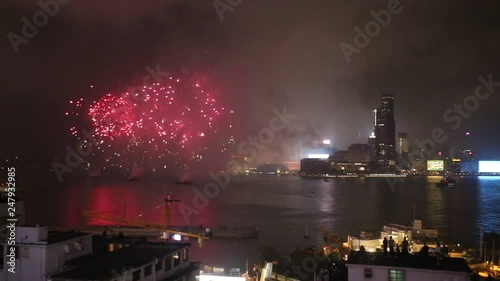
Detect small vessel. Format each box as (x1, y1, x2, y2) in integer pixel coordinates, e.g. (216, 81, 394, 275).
(324, 178, 329, 182)
(88, 168, 102, 178)
(174, 180, 193, 185)
(86, 163, 102, 178)
(126, 164, 143, 181)
(436, 177, 455, 187)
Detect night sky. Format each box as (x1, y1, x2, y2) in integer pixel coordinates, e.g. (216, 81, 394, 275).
(2, 0, 500, 165)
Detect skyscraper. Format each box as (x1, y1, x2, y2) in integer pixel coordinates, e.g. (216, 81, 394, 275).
(348, 144, 371, 163)
(461, 131, 474, 161)
(368, 132, 376, 162)
(374, 95, 396, 171)
(397, 133, 409, 155)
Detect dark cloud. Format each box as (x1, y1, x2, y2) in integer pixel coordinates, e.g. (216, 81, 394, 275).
(2, 0, 500, 164)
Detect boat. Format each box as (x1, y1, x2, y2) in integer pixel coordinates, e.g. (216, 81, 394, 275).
(324, 178, 329, 182)
(436, 177, 455, 187)
(446, 176, 456, 183)
(175, 180, 193, 185)
(88, 168, 102, 178)
(365, 174, 407, 178)
(126, 164, 143, 181)
(0, 182, 7, 192)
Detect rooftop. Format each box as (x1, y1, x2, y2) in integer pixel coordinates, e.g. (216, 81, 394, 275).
(47, 231, 91, 244)
(346, 251, 472, 273)
(53, 242, 191, 280)
(8, 229, 90, 245)
(160, 262, 201, 281)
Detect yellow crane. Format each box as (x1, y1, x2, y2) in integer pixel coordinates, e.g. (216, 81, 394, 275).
(82, 195, 209, 245)
(318, 226, 349, 255)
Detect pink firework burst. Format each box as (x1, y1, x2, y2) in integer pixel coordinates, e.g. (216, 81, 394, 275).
(67, 76, 236, 170)
(89, 94, 136, 139)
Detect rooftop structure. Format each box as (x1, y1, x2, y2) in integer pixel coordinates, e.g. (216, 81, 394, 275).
(347, 220, 438, 252)
(0, 225, 93, 281)
(346, 251, 472, 281)
(52, 242, 199, 281)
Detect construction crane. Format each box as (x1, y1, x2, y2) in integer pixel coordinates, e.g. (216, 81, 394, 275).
(163, 194, 180, 232)
(82, 195, 209, 245)
(318, 226, 349, 255)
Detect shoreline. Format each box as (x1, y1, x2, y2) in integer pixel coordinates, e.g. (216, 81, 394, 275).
(49, 225, 259, 239)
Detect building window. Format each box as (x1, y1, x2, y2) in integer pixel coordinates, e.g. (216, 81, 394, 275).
(389, 269, 405, 281)
(173, 252, 181, 267)
(156, 258, 163, 271)
(364, 268, 372, 278)
(145, 264, 152, 276)
(132, 270, 141, 281)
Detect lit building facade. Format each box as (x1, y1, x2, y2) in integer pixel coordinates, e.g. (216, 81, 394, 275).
(368, 132, 377, 162)
(346, 251, 472, 281)
(461, 132, 474, 161)
(397, 133, 409, 155)
(374, 95, 396, 172)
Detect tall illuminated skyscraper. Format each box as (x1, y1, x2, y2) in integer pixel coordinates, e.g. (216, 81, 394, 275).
(368, 132, 376, 162)
(397, 133, 409, 155)
(374, 95, 396, 171)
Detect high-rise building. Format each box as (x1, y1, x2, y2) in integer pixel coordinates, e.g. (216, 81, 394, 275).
(373, 109, 378, 127)
(374, 95, 396, 171)
(461, 131, 474, 161)
(332, 150, 349, 162)
(348, 144, 371, 163)
(397, 133, 409, 155)
(368, 132, 376, 161)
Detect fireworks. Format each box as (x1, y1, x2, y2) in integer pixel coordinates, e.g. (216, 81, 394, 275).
(67, 76, 235, 171)
(89, 94, 136, 139)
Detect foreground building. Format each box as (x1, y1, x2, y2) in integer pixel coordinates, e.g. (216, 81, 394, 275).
(346, 251, 472, 281)
(52, 242, 199, 281)
(347, 220, 438, 252)
(0, 225, 93, 281)
(0, 225, 199, 281)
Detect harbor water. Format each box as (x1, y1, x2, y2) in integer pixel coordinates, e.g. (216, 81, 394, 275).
(16, 173, 500, 267)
